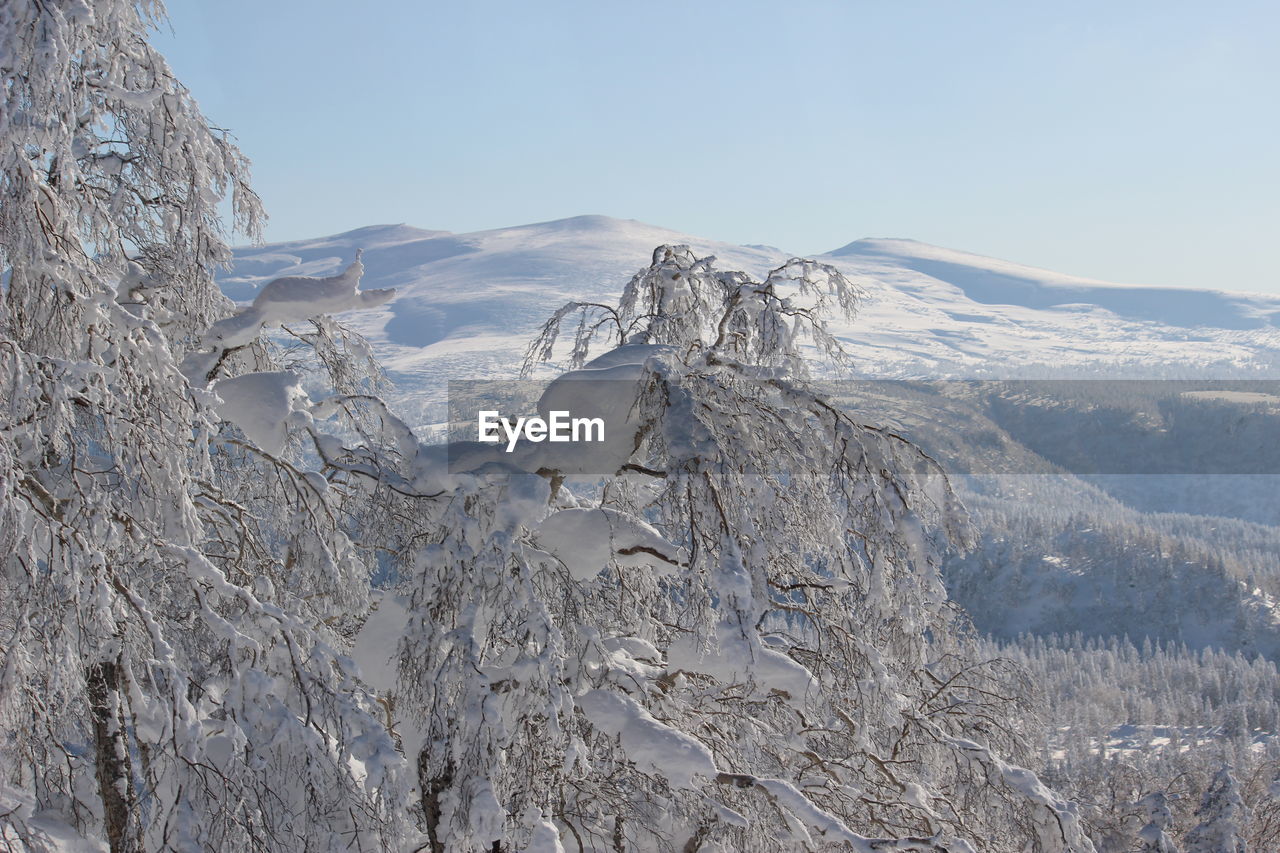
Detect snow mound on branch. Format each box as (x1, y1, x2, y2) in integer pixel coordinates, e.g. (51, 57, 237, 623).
(0, 783, 109, 852)
(214, 370, 306, 456)
(667, 626, 818, 709)
(530, 364, 648, 474)
(524, 809, 567, 853)
(418, 344, 669, 480)
(350, 592, 425, 762)
(577, 342, 673, 371)
(494, 469, 554, 529)
(753, 778, 894, 850)
(536, 507, 679, 580)
(250, 251, 395, 318)
(575, 689, 717, 788)
(204, 252, 395, 349)
(516, 343, 673, 475)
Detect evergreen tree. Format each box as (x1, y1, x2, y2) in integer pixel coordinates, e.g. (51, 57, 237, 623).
(1184, 767, 1248, 853)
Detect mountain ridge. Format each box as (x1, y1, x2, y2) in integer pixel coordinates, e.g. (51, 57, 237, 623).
(219, 214, 1280, 432)
(216, 215, 1280, 659)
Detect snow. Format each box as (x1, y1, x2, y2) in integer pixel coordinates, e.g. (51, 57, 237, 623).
(577, 342, 674, 370)
(1049, 723, 1280, 760)
(535, 507, 679, 581)
(1185, 767, 1248, 852)
(829, 237, 1275, 331)
(667, 626, 817, 709)
(206, 253, 395, 349)
(1181, 389, 1280, 405)
(199, 212, 1280, 851)
(523, 809, 566, 853)
(575, 688, 717, 789)
(527, 360, 650, 475)
(219, 216, 1280, 437)
(350, 592, 424, 762)
(213, 370, 306, 456)
(250, 253, 394, 318)
(0, 782, 111, 853)
(753, 778, 878, 849)
(948, 737, 1093, 851)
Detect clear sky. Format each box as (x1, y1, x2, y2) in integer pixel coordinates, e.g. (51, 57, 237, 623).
(155, 0, 1279, 293)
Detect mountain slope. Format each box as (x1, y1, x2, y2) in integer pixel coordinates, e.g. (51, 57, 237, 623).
(829, 237, 1280, 330)
(219, 216, 1280, 656)
(818, 238, 1280, 379)
(222, 216, 1280, 434)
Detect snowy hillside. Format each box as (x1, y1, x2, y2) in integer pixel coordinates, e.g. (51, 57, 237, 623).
(221, 215, 1280, 432)
(221, 216, 1280, 658)
(827, 238, 1280, 377)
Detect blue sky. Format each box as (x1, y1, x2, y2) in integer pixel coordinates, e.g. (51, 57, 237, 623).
(156, 0, 1278, 292)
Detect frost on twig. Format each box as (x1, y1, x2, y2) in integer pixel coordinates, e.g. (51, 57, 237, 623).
(523, 244, 862, 377)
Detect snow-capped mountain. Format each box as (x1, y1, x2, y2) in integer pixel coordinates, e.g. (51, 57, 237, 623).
(220, 216, 789, 423)
(220, 215, 1280, 432)
(220, 215, 1280, 657)
(825, 237, 1280, 377)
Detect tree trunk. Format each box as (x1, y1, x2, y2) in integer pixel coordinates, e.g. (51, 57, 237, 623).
(87, 659, 137, 853)
(420, 750, 454, 853)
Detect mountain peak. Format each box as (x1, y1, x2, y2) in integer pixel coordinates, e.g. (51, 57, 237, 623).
(322, 223, 451, 245)
(240, 223, 450, 252)
(827, 237, 931, 256)
(526, 214, 634, 230)
(491, 214, 684, 240)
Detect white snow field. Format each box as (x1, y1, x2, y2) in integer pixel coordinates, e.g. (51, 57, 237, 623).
(219, 215, 1280, 434)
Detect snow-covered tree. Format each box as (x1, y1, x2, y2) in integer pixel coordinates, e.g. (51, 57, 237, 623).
(0, 3, 410, 850)
(1134, 792, 1179, 853)
(1184, 767, 1248, 853)
(395, 246, 1095, 851)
